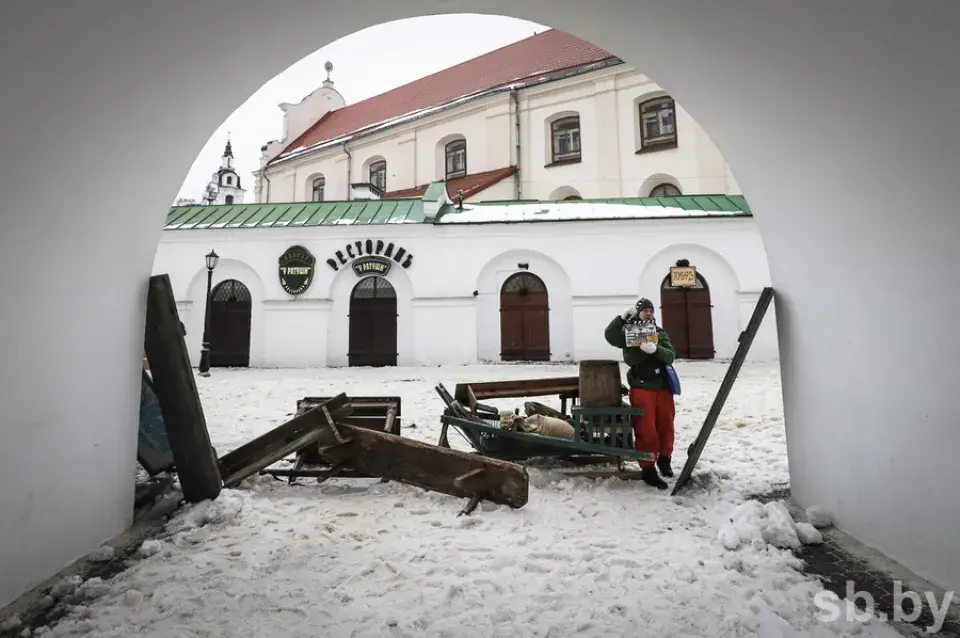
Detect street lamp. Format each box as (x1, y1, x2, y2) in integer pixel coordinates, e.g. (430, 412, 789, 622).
(198, 249, 219, 377)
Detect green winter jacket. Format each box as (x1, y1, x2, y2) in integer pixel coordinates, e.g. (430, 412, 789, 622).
(603, 316, 677, 390)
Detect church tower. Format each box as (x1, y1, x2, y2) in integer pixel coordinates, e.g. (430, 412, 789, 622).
(204, 137, 246, 205)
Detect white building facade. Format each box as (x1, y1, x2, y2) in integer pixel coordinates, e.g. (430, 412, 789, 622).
(154, 193, 777, 369)
(254, 30, 741, 205)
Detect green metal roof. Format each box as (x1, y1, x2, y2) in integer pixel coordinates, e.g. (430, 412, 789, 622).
(473, 194, 751, 213)
(162, 200, 427, 230)
(162, 194, 750, 231)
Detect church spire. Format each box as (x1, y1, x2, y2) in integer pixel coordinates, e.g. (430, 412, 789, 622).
(223, 135, 234, 159)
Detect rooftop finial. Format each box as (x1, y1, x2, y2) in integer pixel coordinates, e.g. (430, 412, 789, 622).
(324, 60, 334, 84)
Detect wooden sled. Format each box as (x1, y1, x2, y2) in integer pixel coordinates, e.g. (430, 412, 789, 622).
(435, 383, 655, 467)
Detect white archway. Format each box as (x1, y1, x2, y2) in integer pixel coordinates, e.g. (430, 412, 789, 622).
(4, 0, 960, 606)
(475, 249, 573, 362)
(185, 258, 268, 368)
(637, 244, 739, 359)
(639, 173, 682, 197)
(547, 185, 582, 200)
(326, 259, 415, 367)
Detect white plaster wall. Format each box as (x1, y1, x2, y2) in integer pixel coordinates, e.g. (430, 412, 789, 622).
(152, 216, 769, 366)
(5, 0, 960, 609)
(260, 65, 736, 203)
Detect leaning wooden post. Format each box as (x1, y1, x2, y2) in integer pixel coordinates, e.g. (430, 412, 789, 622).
(144, 273, 222, 502)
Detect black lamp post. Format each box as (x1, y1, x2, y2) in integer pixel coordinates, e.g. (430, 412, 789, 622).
(198, 249, 219, 377)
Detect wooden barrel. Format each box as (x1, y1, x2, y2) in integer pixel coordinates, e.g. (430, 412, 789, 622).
(578, 360, 623, 407)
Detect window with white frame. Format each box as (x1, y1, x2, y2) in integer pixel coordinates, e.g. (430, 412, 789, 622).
(445, 139, 466, 179)
(369, 160, 386, 192)
(550, 116, 581, 162)
(639, 96, 677, 150)
(311, 175, 325, 202)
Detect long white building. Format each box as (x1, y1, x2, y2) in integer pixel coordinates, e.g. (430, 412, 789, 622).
(254, 29, 741, 204)
(154, 190, 777, 369)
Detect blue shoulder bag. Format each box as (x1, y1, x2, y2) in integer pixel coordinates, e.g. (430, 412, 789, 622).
(664, 364, 681, 396)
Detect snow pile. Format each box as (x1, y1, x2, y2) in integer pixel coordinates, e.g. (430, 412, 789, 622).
(715, 494, 825, 551)
(85, 546, 115, 563)
(0, 614, 22, 631)
(10, 363, 900, 637)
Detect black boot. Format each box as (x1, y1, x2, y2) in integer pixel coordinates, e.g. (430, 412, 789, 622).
(657, 455, 674, 478)
(641, 466, 668, 490)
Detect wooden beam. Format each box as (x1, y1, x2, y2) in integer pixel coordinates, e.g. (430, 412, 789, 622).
(143, 274, 221, 503)
(218, 394, 352, 488)
(315, 422, 529, 509)
(455, 377, 581, 403)
(671, 287, 776, 495)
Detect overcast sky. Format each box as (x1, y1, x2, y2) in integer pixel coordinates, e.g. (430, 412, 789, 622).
(177, 14, 547, 203)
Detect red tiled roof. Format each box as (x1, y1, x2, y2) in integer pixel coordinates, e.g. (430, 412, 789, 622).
(383, 166, 518, 200)
(277, 30, 616, 160)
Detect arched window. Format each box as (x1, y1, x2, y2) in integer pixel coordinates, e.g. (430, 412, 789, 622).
(650, 183, 681, 197)
(226, 175, 233, 186)
(311, 176, 325, 202)
(369, 160, 386, 193)
(550, 115, 581, 163)
(224, 194, 234, 205)
(445, 139, 466, 179)
(639, 96, 677, 151)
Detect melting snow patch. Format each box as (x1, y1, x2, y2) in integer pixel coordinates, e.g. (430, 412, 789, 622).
(716, 500, 825, 551)
(167, 491, 245, 533)
(0, 614, 22, 631)
(86, 545, 115, 562)
(805, 505, 835, 529)
(796, 522, 824, 545)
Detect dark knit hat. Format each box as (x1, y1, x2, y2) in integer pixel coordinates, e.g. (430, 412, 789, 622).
(636, 298, 654, 312)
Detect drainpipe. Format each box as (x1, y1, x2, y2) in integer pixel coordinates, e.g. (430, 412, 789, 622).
(260, 167, 272, 204)
(511, 88, 522, 200)
(343, 141, 352, 200)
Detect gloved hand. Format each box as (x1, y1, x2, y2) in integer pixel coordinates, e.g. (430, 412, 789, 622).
(621, 306, 638, 321)
(640, 342, 657, 354)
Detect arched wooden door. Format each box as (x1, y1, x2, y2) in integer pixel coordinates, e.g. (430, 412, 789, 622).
(660, 272, 715, 359)
(348, 276, 398, 367)
(209, 279, 252, 367)
(500, 272, 550, 361)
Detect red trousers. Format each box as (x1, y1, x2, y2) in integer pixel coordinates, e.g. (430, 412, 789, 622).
(628, 388, 676, 469)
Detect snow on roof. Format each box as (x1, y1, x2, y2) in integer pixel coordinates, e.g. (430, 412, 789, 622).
(437, 201, 751, 224)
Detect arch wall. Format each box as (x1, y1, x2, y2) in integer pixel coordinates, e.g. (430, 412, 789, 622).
(2, 0, 960, 606)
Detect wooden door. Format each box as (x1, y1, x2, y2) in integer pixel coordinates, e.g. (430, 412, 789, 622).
(659, 272, 715, 359)
(500, 272, 550, 361)
(349, 276, 398, 367)
(210, 279, 252, 367)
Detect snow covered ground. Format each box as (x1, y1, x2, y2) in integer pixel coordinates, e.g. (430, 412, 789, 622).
(11, 361, 904, 637)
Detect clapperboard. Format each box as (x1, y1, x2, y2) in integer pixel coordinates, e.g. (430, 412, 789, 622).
(624, 319, 659, 348)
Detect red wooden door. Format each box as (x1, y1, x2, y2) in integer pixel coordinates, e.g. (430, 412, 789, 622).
(210, 279, 252, 367)
(659, 273, 715, 360)
(500, 272, 550, 361)
(686, 288, 715, 359)
(349, 276, 398, 367)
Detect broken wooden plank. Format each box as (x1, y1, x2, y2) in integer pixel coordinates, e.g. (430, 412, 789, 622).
(218, 394, 352, 488)
(315, 422, 529, 509)
(294, 396, 401, 470)
(144, 273, 221, 503)
(672, 287, 776, 495)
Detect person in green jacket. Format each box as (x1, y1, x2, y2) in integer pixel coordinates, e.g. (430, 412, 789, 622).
(604, 297, 677, 489)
